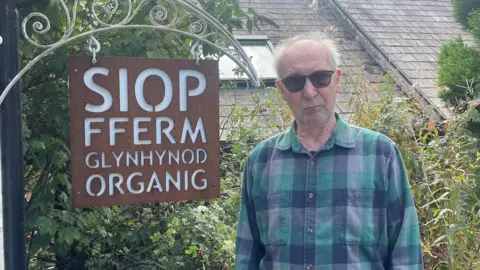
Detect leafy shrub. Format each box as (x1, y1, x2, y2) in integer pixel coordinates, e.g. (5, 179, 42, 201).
(437, 38, 480, 134)
(437, 38, 480, 107)
(437, 0, 480, 133)
(451, 0, 480, 28)
(469, 9, 480, 41)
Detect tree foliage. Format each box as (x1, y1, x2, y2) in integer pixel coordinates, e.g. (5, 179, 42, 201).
(437, 0, 480, 133)
(451, 0, 480, 29)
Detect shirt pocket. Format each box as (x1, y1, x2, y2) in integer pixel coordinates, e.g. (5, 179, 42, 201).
(253, 191, 291, 245)
(334, 189, 382, 245)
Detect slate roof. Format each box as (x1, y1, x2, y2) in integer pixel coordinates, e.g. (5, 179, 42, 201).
(220, 0, 388, 135)
(326, 0, 475, 119)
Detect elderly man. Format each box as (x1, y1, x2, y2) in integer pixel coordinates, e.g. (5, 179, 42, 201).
(234, 32, 423, 270)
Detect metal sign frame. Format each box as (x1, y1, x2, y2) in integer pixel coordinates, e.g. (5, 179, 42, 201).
(0, 0, 262, 105)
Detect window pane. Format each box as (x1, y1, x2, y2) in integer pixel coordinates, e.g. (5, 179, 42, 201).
(219, 41, 277, 82)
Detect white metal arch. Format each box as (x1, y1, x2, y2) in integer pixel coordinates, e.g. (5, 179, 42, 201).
(0, 0, 262, 105)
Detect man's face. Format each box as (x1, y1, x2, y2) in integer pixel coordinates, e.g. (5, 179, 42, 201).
(277, 40, 342, 126)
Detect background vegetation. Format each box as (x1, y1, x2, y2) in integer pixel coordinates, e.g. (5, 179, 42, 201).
(13, 0, 480, 269)
(437, 0, 480, 133)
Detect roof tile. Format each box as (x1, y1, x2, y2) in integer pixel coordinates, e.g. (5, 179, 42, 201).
(331, 0, 474, 116)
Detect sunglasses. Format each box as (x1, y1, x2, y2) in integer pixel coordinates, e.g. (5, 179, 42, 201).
(281, 70, 335, 92)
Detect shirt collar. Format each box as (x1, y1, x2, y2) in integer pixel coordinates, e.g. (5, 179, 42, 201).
(275, 113, 355, 152)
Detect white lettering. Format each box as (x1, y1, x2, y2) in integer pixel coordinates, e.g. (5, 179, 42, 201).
(181, 117, 206, 144)
(85, 118, 104, 147)
(166, 171, 181, 191)
(126, 151, 139, 167)
(84, 67, 112, 113)
(101, 152, 112, 168)
(182, 149, 195, 164)
(141, 151, 153, 166)
(155, 150, 166, 165)
(191, 169, 207, 190)
(179, 70, 206, 111)
(134, 117, 152, 145)
(147, 172, 163, 192)
(86, 174, 106, 196)
(135, 69, 173, 112)
(112, 151, 124, 167)
(119, 68, 128, 112)
(109, 117, 128, 146)
(127, 172, 144, 194)
(155, 117, 176, 144)
(168, 150, 179, 165)
(197, 149, 207, 163)
(85, 152, 100, 168)
(109, 173, 125, 195)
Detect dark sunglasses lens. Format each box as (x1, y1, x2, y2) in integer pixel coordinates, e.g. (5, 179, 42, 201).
(284, 76, 305, 92)
(310, 71, 332, 88)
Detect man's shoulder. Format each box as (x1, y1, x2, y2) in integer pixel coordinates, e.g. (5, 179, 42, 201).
(348, 124, 398, 154)
(247, 131, 286, 160)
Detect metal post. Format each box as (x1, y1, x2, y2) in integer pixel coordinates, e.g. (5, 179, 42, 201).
(0, 0, 26, 269)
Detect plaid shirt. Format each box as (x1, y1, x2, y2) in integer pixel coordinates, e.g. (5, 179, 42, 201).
(234, 114, 423, 270)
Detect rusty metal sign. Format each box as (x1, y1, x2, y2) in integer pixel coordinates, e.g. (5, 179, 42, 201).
(68, 56, 220, 208)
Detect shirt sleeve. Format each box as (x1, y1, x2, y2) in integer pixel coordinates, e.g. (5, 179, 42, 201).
(385, 144, 424, 270)
(234, 156, 265, 269)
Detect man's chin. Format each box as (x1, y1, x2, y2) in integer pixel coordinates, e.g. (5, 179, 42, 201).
(300, 115, 330, 126)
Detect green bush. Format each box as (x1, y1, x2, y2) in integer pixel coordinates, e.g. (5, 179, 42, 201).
(437, 0, 480, 133)
(451, 0, 480, 28)
(437, 38, 480, 107)
(469, 9, 480, 41)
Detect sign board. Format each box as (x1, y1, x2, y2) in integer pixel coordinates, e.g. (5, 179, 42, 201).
(68, 56, 220, 208)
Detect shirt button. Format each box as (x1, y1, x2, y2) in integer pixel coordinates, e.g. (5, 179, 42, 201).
(308, 193, 314, 199)
(307, 264, 313, 270)
(310, 161, 314, 166)
(307, 228, 313, 233)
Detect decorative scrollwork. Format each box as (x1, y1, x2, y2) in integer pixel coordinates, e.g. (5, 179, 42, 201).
(214, 36, 227, 48)
(91, 0, 141, 27)
(149, 0, 178, 27)
(21, 0, 77, 49)
(3, 0, 261, 106)
(30, 13, 50, 34)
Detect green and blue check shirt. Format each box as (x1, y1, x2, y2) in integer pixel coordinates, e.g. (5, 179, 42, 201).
(234, 114, 423, 270)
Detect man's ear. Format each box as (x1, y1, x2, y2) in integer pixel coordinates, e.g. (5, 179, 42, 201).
(334, 68, 342, 93)
(276, 80, 286, 100)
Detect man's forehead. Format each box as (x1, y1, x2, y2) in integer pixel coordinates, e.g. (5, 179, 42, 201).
(278, 40, 333, 75)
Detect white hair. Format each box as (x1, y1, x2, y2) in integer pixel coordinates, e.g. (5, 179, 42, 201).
(273, 32, 341, 79)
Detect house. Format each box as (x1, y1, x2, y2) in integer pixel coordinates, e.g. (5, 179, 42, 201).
(217, 0, 473, 140)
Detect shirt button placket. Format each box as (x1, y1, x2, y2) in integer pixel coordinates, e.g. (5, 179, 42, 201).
(305, 158, 316, 270)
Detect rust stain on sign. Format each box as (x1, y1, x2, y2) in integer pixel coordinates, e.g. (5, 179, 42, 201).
(68, 56, 220, 208)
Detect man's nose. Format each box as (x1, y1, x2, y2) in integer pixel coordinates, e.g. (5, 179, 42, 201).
(302, 78, 317, 99)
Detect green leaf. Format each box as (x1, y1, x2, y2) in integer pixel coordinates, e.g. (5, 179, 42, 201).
(58, 227, 74, 245)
